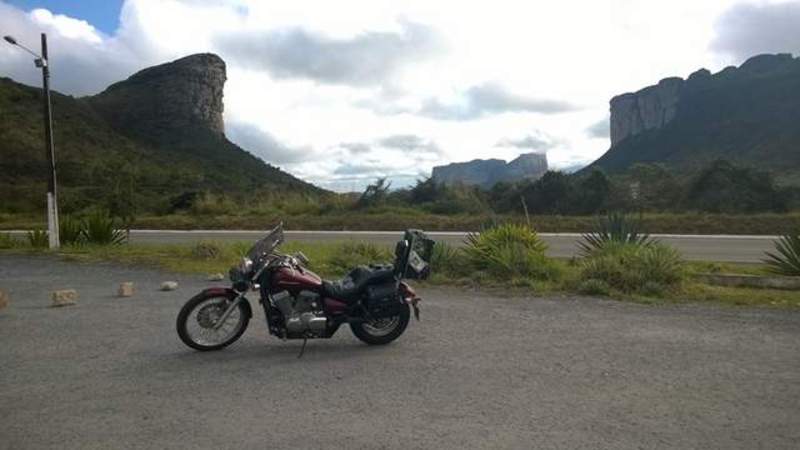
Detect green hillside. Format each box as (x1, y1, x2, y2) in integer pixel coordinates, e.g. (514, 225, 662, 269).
(0, 76, 320, 215)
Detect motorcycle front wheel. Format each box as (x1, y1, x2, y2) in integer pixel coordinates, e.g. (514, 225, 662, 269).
(176, 292, 250, 351)
(350, 303, 410, 345)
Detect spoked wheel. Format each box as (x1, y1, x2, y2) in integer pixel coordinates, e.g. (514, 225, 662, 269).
(350, 304, 410, 345)
(177, 293, 250, 351)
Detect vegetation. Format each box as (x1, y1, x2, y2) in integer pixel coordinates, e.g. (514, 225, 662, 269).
(82, 210, 127, 245)
(763, 232, 800, 276)
(578, 242, 686, 296)
(462, 223, 559, 281)
(578, 212, 654, 256)
(0, 232, 18, 249)
(26, 229, 49, 248)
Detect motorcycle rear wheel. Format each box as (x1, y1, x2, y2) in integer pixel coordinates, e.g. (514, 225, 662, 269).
(177, 292, 250, 351)
(350, 303, 410, 345)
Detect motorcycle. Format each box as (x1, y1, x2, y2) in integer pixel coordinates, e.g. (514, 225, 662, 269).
(176, 223, 434, 352)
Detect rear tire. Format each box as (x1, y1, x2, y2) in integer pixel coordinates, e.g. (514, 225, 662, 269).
(177, 292, 250, 351)
(350, 303, 410, 345)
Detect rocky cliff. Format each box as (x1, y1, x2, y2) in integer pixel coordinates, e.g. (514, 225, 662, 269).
(610, 77, 682, 146)
(432, 152, 548, 188)
(89, 53, 227, 140)
(591, 53, 800, 183)
(609, 53, 798, 146)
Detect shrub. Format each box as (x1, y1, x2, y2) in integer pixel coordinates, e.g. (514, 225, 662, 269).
(0, 232, 19, 249)
(190, 192, 238, 215)
(577, 278, 611, 296)
(579, 242, 685, 295)
(464, 223, 557, 280)
(763, 232, 800, 276)
(59, 215, 85, 246)
(83, 210, 127, 245)
(579, 212, 654, 256)
(27, 229, 49, 248)
(191, 241, 222, 259)
(329, 241, 392, 272)
(430, 242, 464, 276)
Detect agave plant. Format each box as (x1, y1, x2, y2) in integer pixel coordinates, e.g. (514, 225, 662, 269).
(463, 223, 554, 279)
(27, 229, 49, 248)
(763, 232, 800, 276)
(578, 212, 654, 256)
(83, 210, 127, 245)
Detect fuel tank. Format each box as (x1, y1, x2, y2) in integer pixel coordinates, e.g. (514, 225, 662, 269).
(270, 266, 323, 292)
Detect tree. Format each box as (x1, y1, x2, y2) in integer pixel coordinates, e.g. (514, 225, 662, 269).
(356, 177, 391, 209)
(521, 171, 575, 214)
(685, 160, 787, 213)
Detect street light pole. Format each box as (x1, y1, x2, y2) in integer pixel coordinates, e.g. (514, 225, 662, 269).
(4, 33, 59, 248)
(40, 33, 59, 249)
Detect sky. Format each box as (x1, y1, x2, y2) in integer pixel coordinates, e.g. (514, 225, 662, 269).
(1, 0, 799, 192)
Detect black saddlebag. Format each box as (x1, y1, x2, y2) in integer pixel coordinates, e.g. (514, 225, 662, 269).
(364, 282, 405, 318)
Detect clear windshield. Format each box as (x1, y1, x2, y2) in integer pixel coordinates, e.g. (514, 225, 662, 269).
(246, 223, 284, 261)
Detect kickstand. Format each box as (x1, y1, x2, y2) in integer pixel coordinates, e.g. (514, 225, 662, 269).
(297, 338, 308, 359)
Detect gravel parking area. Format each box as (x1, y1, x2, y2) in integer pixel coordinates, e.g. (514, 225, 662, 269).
(1, 255, 798, 449)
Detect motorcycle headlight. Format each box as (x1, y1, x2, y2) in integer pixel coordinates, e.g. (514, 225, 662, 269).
(239, 257, 253, 274)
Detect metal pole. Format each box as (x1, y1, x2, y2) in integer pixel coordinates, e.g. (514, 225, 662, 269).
(41, 33, 59, 248)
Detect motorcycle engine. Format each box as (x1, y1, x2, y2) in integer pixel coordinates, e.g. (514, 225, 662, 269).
(272, 290, 327, 337)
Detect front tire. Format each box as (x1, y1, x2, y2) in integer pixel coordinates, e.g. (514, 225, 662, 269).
(177, 292, 250, 351)
(350, 303, 410, 345)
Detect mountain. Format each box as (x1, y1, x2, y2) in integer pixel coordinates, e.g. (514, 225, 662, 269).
(588, 53, 800, 184)
(0, 53, 321, 215)
(432, 152, 548, 188)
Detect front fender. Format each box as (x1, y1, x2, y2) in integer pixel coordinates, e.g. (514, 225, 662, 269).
(198, 287, 253, 320)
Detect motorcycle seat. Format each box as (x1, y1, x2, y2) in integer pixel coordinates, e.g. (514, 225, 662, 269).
(322, 265, 395, 301)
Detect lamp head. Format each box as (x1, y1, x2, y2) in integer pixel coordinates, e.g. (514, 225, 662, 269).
(3, 35, 17, 45)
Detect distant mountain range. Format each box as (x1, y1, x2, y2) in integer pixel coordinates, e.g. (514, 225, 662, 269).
(0, 53, 321, 214)
(589, 53, 800, 184)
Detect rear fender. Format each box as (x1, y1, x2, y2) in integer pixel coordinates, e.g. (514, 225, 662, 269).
(198, 287, 253, 319)
(398, 282, 421, 320)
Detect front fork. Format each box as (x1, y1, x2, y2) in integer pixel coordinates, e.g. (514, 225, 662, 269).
(213, 293, 246, 330)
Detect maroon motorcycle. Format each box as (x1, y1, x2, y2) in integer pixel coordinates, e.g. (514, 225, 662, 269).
(176, 223, 433, 352)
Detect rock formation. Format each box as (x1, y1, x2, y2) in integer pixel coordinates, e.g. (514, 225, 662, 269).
(590, 53, 800, 181)
(432, 152, 548, 188)
(608, 53, 798, 147)
(89, 53, 226, 139)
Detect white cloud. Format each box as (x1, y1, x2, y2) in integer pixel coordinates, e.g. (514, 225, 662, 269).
(711, 1, 800, 63)
(0, 0, 771, 191)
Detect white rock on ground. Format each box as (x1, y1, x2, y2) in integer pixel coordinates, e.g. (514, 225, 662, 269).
(118, 282, 135, 297)
(0, 289, 9, 310)
(207, 273, 225, 281)
(51, 289, 78, 307)
(160, 281, 179, 291)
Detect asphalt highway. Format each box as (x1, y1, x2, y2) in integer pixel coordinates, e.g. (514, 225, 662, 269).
(3, 229, 778, 262)
(1, 255, 798, 449)
(125, 230, 777, 263)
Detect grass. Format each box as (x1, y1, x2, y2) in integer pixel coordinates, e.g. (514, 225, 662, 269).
(1, 239, 798, 309)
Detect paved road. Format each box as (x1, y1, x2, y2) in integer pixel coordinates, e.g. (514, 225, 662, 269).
(128, 229, 776, 263)
(4, 229, 778, 262)
(1, 256, 798, 449)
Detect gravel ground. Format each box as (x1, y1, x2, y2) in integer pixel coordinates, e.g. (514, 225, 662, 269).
(1, 255, 799, 450)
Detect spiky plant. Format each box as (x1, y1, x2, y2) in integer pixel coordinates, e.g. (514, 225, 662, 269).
(578, 212, 654, 256)
(463, 223, 556, 280)
(27, 229, 49, 248)
(83, 210, 127, 245)
(763, 233, 800, 276)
